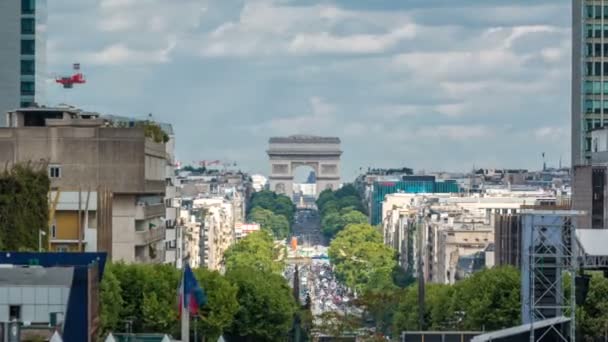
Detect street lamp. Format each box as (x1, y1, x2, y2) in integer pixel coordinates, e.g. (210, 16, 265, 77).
(38, 230, 46, 252)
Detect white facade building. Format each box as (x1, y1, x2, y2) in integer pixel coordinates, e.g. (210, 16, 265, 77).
(382, 190, 556, 284)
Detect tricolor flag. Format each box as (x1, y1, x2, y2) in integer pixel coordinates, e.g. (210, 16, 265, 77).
(178, 264, 207, 316)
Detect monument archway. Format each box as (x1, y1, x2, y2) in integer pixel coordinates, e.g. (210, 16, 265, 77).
(267, 135, 342, 200)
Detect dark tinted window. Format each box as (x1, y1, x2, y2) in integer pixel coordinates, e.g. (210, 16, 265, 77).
(21, 40, 35, 55)
(20, 60, 35, 75)
(21, 18, 35, 34)
(21, 81, 35, 96)
(21, 0, 34, 14)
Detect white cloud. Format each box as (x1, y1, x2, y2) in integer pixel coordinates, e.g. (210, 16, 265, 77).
(288, 25, 417, 55)
(418, 125, 492, 141)
(535, 126, 568, 141)
(84, 39, 176, 65)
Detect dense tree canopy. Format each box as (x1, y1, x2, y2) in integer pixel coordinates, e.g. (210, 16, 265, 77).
(247, 207, 290, 239)
(328, 224, 397, 294)
(317, 184, 367, 240)
(99, 263, 239, 340)
(248, 190, 295, 237)
(223, 231, 284, 274)
(578, 273, 608, 341)
(392, 267, 520, 334)
(0, 163, 50, 250)
(322, 210, 368, 239)
(225, 266, 297, 342)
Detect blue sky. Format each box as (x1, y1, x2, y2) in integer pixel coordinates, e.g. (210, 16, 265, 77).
(46, 0, 571, 179)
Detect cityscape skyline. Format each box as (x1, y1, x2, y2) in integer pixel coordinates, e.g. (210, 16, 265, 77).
(42, 0, 570, 175)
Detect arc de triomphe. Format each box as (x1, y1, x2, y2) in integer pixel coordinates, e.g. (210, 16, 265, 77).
(267, 135, 342, 198)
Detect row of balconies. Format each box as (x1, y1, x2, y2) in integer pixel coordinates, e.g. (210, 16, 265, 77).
(135, 202, 165, 220)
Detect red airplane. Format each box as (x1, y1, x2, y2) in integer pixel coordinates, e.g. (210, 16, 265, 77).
(55, 63, 86, 89)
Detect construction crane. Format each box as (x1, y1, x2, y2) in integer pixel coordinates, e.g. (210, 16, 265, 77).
(55, 63, 86, 89)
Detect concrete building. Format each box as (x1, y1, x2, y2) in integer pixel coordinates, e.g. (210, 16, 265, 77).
(0, 0, 47, 125)
(0, 107, 167, 263)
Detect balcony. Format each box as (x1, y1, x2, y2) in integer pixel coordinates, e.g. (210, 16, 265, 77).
(135, 226, 166, 246)
(135, 203, 165, 220)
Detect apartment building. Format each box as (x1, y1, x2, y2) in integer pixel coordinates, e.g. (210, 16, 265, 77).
(381, 191, 556, 283)
(0, 106, 167, 263)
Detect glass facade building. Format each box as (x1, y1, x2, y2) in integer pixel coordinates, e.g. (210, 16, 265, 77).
(370, 179, 460, 225)
(572, 0, 608, 165)
(0, 0, 46, 126)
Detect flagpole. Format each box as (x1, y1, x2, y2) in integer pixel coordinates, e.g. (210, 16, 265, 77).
(181, 267, 190, 342)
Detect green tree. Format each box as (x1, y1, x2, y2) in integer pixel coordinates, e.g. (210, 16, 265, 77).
(193, 268, 239, 341)
(225, 266, 297, 342)
(334, 184, 358, 199)
(224, 231, 283, 273)
(579, 273, 608, 340)
(110, 263, 180, 333)
(449, 266, 520, 331)
(328, 224, 396, 293)
(248, 207, 290, 239)
(337, 196, 364, 213)
(316, 189, 336, 210)
(99, 264, 124, 335)
(322, 210, 368, 239)
(0, 162, 50, 250)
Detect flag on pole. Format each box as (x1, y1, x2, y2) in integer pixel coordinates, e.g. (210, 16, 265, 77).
(178, 264, 207, 317)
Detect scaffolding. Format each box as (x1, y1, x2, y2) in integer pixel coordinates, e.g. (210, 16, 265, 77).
(521, 210, 582, 342)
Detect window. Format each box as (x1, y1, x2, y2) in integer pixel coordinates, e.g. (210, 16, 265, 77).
(21, 39, 35, 55)
(604, 62, 608, 76)
(603, 81, 608, 94)
(586, 43, 593, 57)
(48, 165, 61, 178)
(56, 245, 68, 252)
(20, 60, 34, 75)
(20, 101, 32, 108)
(595, 43, 601, 57)
(593, 81, 602, 94)
(585, 81, 593, 94)
(604, 5, 608, 19)
(596, 5, 602, 19)
(604, 43, 608, 57)
(587, 119, 594, 131)
(603, 100, 608, 114)
(21, 0, 35, 14)
(595, 24, 603, 38)
(596, 120, 603, 128)
(21, 18, 35, 34)
(595, 100, 602, 113)
(587, 5, 594, 18)
(595, 61, 602, 76)
(51, 224, 56, 238)
(594, 138, 599, 152)
(20, 81, 34, 96)
(586, 62, 593, 76)
(9, 305, 21, 320)
(587, 24, 593, 38)
(586, 138, 592, 152)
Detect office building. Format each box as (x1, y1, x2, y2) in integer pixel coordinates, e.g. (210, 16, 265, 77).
(0, 0, 47, 125)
